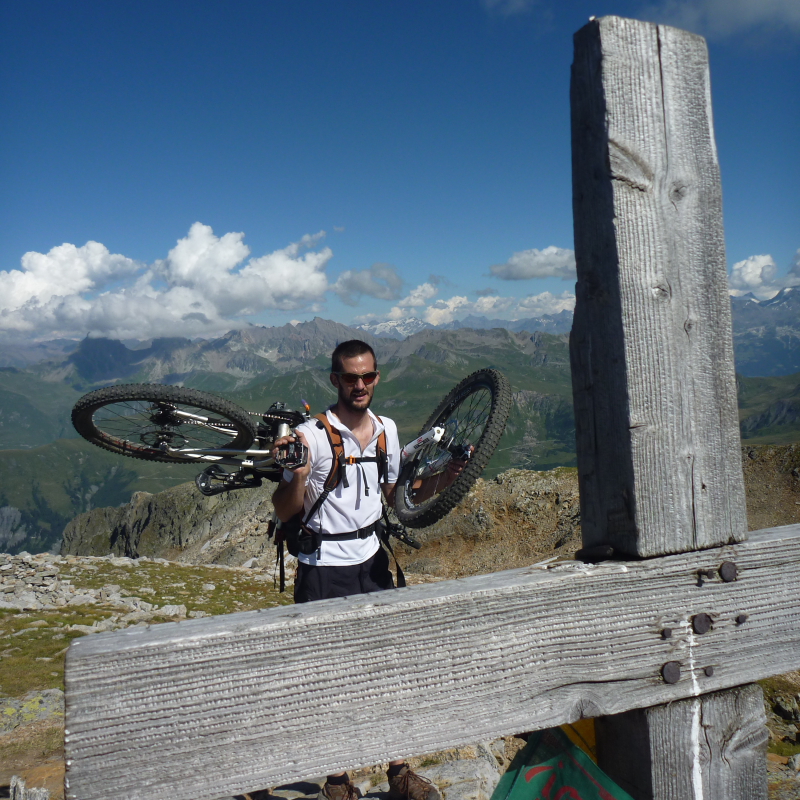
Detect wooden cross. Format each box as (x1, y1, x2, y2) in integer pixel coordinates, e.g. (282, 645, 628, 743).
(63, 17, 798, 800)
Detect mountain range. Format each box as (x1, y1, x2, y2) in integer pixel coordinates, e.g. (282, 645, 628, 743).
(0, 295, 798, 556)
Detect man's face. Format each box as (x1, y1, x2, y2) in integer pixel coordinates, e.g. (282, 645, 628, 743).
(331, 353, 380, 412)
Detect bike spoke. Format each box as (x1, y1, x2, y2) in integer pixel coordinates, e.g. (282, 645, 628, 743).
(92, 400, 241, 451)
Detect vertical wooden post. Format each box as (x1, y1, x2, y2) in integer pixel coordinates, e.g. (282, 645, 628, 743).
(569, 16, 767, 800)
(570, 16, 745, 558)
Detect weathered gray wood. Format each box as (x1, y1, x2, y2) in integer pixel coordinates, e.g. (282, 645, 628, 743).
(570, 17, 764, 800)
(570, 16, 745, 558)
(65, 524, 800, 800)
(596, 684, 768, 800)
(10, 776, 50, 800)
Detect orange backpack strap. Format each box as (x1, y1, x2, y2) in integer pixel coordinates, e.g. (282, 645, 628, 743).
(313, 412, 348, 490)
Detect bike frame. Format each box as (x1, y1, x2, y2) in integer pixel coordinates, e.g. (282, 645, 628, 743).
(161, 422, 447, 472)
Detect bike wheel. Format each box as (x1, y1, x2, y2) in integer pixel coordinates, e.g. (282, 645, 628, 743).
(394, 368, 511, 528)
(71, 384, 256, 464)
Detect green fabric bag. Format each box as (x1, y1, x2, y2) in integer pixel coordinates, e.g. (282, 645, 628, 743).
(491, 727, 635, 800)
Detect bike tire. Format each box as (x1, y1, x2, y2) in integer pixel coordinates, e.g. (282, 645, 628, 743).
(71, 384, 256, 464)
(394, 368, 511, 528)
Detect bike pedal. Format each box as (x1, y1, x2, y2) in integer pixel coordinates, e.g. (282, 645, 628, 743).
(274, 441, 308, 470)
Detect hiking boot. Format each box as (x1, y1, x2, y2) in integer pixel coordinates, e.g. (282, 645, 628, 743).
(387, 765, 441, 800)
(317, 779, 362, 800)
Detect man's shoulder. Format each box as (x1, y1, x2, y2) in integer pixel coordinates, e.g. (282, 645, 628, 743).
(295, 416, 330, 448)
(372, 412, 399, 447)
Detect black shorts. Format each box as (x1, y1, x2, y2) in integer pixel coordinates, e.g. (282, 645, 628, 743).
(294, 546, 394, 604)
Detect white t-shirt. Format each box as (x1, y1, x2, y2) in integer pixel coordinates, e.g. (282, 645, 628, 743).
(283, 408, 401, 566)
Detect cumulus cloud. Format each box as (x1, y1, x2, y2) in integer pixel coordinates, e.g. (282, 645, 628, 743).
(0, 242, 140, 313)
(0, 223, 333, 340)
(516, 290, 576, 316)
(379, 282, 441, 321)
(490, 246, 576, 280)
(640, 0, 800, 38)
(728, 254, 781, 299)
(332, 263, 403, 306)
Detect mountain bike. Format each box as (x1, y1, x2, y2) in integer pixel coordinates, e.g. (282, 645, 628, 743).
(71, 369, 511, 530)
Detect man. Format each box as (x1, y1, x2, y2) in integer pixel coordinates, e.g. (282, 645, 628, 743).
(272, 339, 441, 800)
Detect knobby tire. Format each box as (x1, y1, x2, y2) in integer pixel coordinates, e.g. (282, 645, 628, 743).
(71, 384, 256, 464)
(394, 368, 511, 528)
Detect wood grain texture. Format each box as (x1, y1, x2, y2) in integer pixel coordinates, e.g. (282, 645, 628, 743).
(596, 684, 768, 800)
(570, 16, 745, 557)
(65, 524, 800, 800)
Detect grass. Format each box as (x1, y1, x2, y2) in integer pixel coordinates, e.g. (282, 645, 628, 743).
(0, 558, 293, 699)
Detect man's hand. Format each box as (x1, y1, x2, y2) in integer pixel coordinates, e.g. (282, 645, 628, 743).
(411, 445, 474, 503)
(271, 430, 313, 523)
(272, 430, 311, 479)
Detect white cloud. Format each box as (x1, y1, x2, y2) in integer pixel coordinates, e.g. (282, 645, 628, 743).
(728, 254, 781, 299)
(358, 287, 575, 328)
(787, 249, 800, 287)
(381, 282, 441, 320)
(0, 224, 333, 340)
(640, 0, 800, 38)
(332, 263, 403, 306)
(490, 246, 576, 280)
(0, 241, 140, 313)
(516, 290, 576, 316)
(423, 296, 472, 326)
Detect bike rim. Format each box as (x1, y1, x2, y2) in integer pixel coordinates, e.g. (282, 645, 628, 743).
(404, 382, 494, 509)
(90, 398, 244, 454)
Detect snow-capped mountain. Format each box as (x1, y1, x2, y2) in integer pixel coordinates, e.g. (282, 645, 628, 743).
(354, 317, 432, 340)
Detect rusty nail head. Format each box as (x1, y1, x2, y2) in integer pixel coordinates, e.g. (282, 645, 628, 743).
(662, 661, 681, 684)
(692, 613, 712, 634)
(719, 562, 738, 582)
(736, 614, 748, 625)
(704, 666, 714, 677)
(661, 628, 672, 639)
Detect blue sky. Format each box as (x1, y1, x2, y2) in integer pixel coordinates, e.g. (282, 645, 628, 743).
(1, 0, 798, 340)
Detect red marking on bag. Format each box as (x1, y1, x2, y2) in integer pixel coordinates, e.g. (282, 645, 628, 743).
(525, 766, 553, 782)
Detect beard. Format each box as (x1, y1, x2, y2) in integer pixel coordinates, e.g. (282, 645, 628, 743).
(338, 383, 374, 412)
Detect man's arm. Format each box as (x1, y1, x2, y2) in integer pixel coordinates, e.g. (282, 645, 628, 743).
(381, 482, 396, 507)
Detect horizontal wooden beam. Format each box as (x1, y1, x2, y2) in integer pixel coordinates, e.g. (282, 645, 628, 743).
(64, 524, 800, 800)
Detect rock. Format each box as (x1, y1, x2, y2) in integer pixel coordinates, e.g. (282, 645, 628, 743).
(0, 591, 42, 610)
(159, 604, 188, 618)
(61, 482, 277, 568)
(0, 689, 64, 733)
(67, 594, 97, 606)
(774, 695, 800, 721)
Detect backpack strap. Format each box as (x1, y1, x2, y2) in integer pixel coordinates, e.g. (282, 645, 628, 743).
(313, 413, 347, 491)
(302, 412, 391, 528)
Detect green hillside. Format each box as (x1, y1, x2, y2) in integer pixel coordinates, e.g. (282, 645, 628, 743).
(0, 439, 198, 554)
(0, 369, 82, 449)
(738, 372, 800, 445)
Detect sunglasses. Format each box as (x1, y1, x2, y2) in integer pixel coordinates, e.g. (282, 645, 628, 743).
(334, 370, 379, 385)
